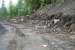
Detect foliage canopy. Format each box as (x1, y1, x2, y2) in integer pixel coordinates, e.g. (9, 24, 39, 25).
(0, 0, 64, 19)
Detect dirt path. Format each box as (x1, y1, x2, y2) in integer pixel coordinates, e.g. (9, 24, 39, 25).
(9, 23, 75, 50)
(0, 21, 16, 50)
(0, 21, 75, 50)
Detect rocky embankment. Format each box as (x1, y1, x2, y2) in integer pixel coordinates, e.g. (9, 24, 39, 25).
(7, 12, 75, 50)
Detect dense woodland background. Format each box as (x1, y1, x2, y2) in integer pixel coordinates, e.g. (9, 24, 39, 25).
(0, 0, 64, 19)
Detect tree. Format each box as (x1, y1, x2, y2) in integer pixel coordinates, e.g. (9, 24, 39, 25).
(0, 0, 7, 16)
(16, 0, 25, 16)
(8, 0, 17, 18)
(0, 0, 8, 20)
(0, 0, 65, 19)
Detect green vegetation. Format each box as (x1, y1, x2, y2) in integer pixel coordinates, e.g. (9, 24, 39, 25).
(0, 0, 64, 19)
